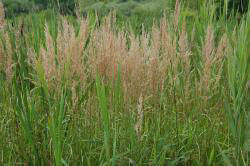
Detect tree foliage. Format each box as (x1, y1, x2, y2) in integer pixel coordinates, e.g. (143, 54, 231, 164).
(2, 0, 77, 17)
(1, 0, 249, 18)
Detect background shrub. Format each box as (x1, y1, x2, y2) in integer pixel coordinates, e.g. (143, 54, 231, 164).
(2, 0, 249, 18)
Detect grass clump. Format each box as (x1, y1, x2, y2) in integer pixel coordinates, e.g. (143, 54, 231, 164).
(0, 0, 249, 165)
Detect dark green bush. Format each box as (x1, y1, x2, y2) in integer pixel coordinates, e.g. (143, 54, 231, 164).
(2, 0, 77, 17)
(3, 0, 35, 17)
(228, 0, 249, 14)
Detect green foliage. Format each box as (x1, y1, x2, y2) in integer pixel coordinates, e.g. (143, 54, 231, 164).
(228, 0, 250, 14)
(224, 12, 250, 165)
(96, 74, 111, 163)
(3, 0, 35, 17)
(2, 0, 77, 17)
(48, 90, 67, 166)
(2, 0, 249, 19)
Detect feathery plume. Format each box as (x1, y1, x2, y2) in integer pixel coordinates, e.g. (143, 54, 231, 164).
(213, 33, 228, 87)
(174, 0, 180, 32)
(179, 21, 191, 74)
(0, 2, 5, 30)
(0, 33, 14, 83)
(179, 21, 192, 96)
(135, 95, 143, 139)
(200, 25, 214, 93)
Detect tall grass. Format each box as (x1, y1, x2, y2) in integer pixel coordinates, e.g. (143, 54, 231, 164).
(224, 10, 250, 165)
(0, 0, 249, 165)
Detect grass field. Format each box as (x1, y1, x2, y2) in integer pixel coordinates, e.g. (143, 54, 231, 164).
(0, 0, 250, 165)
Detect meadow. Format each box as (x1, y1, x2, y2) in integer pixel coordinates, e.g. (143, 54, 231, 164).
(0, 0, 250, 165)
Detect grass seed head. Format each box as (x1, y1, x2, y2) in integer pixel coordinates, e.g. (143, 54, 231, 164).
(0, 2, 5, 30)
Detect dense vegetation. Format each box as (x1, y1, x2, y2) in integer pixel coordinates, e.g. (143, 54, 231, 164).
(2, 0, 250, 17)
(0, 0, 250, 165)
